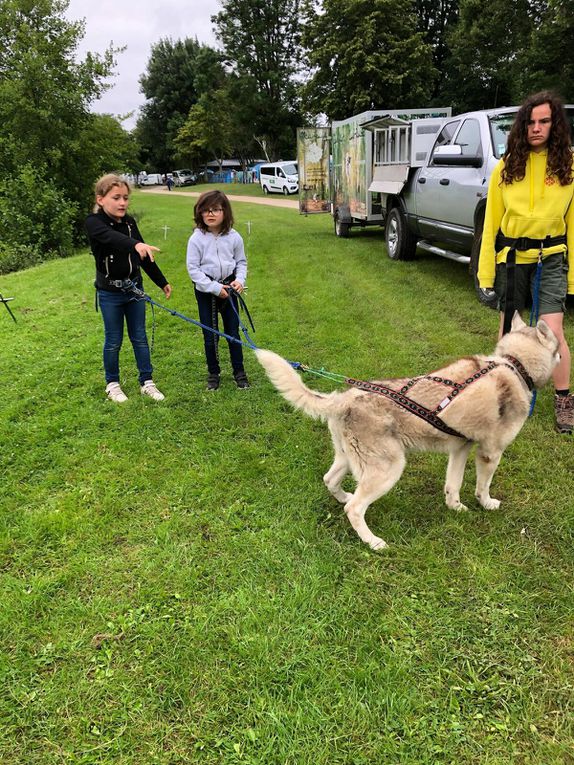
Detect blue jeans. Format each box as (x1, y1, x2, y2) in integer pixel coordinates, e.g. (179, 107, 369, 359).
(194, 288, 244, 375)
(97, 289, 153, 385)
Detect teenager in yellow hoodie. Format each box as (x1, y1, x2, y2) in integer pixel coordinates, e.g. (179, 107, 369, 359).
(478, 91, 574, 434)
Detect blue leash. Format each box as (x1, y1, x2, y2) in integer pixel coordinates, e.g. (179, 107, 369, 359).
(125, 281, 259, 351)
(124, 281, 330, 374)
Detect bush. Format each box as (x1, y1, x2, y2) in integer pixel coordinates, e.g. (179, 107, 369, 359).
(0, 165, 77, 273)
(0, 242, 49, 275)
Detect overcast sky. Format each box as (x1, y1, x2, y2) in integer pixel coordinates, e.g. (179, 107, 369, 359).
(65, 0, 222, 130)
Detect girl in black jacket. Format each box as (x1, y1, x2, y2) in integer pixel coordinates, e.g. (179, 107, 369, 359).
(86, 174, 172, 402)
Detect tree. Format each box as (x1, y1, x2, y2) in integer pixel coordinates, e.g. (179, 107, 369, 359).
(136, 39, 225, 170)
(174, 90, 235, 169)
(213, 0, 303, 159)
(517, 0, 574, 101)
(414, 0, 459, 95)
(436, 0, 537, 112)
(301, 0, 437, 121)
(0, 0, 118, 270)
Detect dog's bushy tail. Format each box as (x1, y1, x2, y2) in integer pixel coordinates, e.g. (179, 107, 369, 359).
(255, 349, 340, 420)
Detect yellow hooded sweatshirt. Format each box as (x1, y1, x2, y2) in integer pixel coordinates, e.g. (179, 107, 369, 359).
(478, 149, 574, 294)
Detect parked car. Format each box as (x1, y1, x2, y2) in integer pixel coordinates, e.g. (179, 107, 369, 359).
(139, 173, 163, 186)
(172, 169, 196, 187)
(260, 162, 298, 195)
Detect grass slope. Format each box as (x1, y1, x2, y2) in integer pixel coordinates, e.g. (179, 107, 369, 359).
(0, 193, 573, 764)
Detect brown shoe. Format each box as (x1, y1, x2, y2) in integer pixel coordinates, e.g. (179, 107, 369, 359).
(554, 393, 574, 434)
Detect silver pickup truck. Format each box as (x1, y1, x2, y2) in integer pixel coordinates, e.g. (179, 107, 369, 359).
(384, 106, 574, 304)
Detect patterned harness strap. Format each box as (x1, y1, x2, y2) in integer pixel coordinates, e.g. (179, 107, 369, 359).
(346, 355, 534, 441)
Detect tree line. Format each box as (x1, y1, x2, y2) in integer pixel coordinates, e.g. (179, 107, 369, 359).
(1, 0, 572, 273)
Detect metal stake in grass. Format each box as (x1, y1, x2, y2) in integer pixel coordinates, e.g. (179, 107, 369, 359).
(0, 293, 16, 323)
(162, 225, 170, 240)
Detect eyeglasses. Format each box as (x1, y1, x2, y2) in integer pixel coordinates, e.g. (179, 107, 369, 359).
(201, 207, 223, 215)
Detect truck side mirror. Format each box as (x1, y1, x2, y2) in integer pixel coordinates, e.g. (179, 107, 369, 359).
(431, 145, 483, 168)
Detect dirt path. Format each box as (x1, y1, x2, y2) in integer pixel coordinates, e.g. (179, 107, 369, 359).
(139, 187, 299, 209)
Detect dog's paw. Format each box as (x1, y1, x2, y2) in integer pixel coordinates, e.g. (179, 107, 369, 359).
(452, 502, 468, 512)
(369, 537, 388, 552)
(476, 494, 501, 510)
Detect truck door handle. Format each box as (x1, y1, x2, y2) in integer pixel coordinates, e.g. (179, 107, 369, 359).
(439, 179, 450, 185)
(417, 177, 426, 184)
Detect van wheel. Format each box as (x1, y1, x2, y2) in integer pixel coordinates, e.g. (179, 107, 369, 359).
(334, 215, 350, 238)
(283, 186, 289, 195)
(385, 207, 417, 260)
(263, 185, 269, 195)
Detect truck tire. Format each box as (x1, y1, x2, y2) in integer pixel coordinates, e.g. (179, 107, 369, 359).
(469, 214, 498, 309)
(334, 214, 350, 238)
(262, 185, 269, 195)
(283, 186, 289, 196)
(385, 207, 417, 260)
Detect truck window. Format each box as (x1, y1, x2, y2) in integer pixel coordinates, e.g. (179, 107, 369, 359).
(433, 121, 460, 149)
(453, 119, 482, 158)
(261, 167, 275, 177)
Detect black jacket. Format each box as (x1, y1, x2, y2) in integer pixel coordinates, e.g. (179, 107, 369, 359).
(85, 209, 168, 292)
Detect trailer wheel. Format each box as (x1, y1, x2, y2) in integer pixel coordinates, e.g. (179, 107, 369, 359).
(334, 214, 350, 238)
(385, 207, 417, 260)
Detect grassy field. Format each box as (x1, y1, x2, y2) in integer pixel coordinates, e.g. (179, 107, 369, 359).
(1, 192, 573, 764)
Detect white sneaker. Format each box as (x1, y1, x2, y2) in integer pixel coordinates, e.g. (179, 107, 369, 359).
(140, 380, 165, 401)
(106, 382, 128, 403)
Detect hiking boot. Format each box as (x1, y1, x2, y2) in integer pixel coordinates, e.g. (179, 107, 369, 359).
(106, 382, 128, 403)
(140, 380, 165, 401)
(234, 371, 250, 389)
(554, 393, 574, 434)
(206, 373, 220, 391)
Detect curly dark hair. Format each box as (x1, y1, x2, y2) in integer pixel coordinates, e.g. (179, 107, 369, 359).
(502, 91, 573, 186)
(193, 190, 234, 235)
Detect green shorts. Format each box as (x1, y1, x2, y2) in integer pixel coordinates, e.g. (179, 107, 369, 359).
(494, 252, 569, 315)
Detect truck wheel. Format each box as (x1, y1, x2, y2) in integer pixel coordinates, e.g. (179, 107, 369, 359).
(385, 207, 417, 260)
(283, 186, 289, 196)
(469, 216, 497, 308)
(334, 214, 350, 238)
(262, 185, 269, 195)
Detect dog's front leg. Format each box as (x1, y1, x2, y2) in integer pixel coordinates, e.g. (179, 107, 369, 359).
(444, 440, 473, 511)
(474, 447, 503, 510)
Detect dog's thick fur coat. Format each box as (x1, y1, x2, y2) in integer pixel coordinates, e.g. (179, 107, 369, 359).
(256, 315, 559, 550)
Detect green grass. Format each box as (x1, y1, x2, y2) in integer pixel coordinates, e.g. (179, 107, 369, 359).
(1, 193, 573, 764)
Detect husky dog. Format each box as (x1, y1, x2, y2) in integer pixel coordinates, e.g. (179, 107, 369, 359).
(256, 315, 559, 551)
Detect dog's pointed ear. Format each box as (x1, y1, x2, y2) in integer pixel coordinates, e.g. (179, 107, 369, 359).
(511, 312, 526, 331)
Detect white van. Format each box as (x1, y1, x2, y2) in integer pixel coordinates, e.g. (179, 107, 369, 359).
(139, 173, 163, 186)
(259, 161, 298, 195)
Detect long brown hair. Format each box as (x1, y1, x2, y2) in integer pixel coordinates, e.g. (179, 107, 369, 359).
(502, 91, 573, 186)
(193, 190, 234, 234)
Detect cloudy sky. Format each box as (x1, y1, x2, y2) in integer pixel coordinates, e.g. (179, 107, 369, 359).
(65, 0, 222, 129)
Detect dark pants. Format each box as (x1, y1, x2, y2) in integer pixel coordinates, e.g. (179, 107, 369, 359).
(97, 289, 152, 385)
(194, 288, 244, 375)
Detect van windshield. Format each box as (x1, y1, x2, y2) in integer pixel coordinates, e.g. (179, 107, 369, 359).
(281, 163, 298, 176)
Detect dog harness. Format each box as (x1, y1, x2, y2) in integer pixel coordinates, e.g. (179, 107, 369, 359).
(346, 355, 534, 440)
